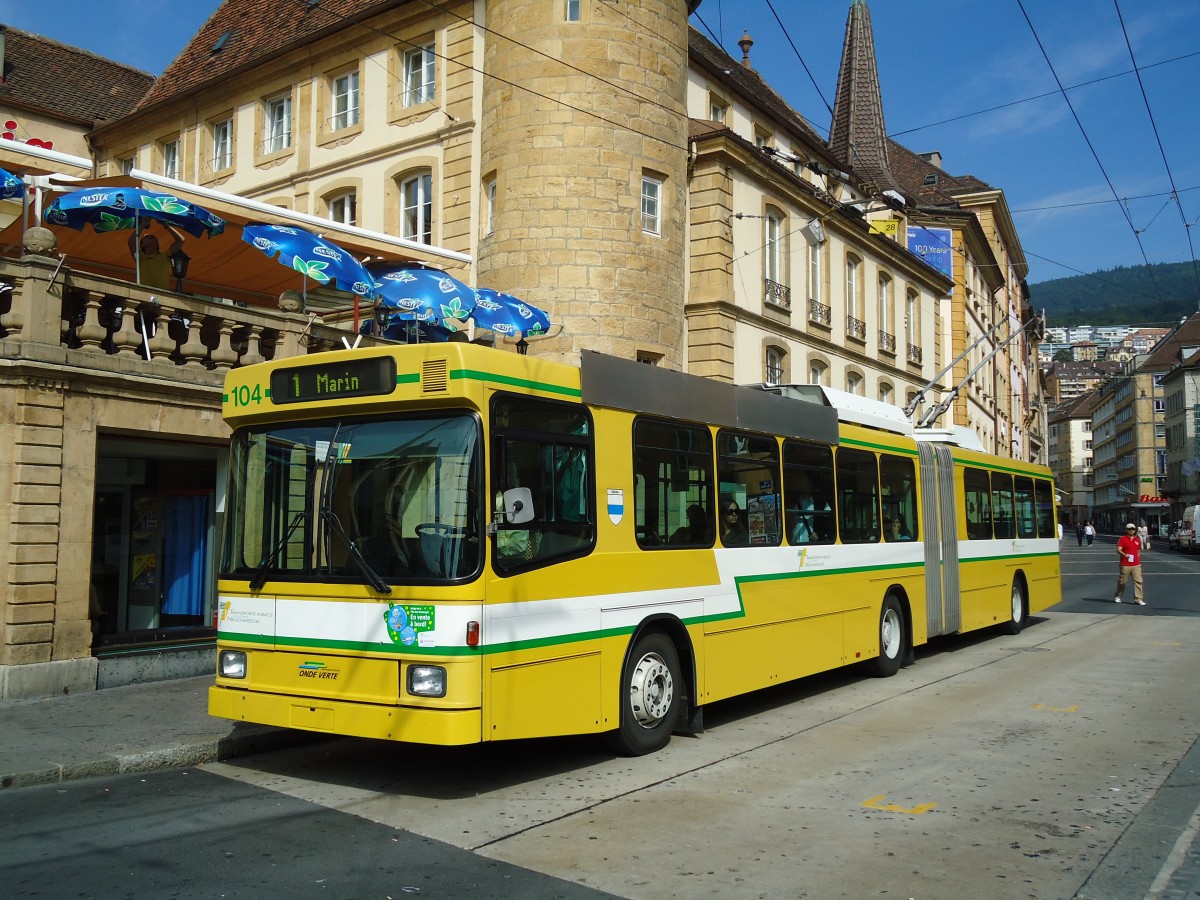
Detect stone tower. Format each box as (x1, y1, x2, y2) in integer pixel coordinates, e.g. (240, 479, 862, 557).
(477, 0, 693, 367)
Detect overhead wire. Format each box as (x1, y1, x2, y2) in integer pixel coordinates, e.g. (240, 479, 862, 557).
(1015, 0, 1165, 306)
(887, 48, 1200, 140)
(1113, 0, 1200, 308)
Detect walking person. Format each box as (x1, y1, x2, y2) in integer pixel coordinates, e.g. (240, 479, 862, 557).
(1115, 523, 1146, 605)
(1084, 521, 1096, 547)
(1075, 521, 1085, 547)
(1137, 521, 1150, 550)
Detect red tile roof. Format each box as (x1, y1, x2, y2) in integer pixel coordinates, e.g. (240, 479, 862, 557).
(0, 27, 154, 124)
(135, 0, 395, 113)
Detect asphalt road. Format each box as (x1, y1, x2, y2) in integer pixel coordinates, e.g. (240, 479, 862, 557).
(4, 541, 1199, 899)
(1053, 530, 1200, 616)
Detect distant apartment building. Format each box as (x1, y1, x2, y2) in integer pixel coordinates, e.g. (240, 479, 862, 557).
(1046, 360, 1122, 404)
(1048, 392, 1099, 525)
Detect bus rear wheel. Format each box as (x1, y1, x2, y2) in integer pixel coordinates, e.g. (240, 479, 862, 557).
(870, 595, 905, 678)
(1004, 578, 1027, 635)
(607, 632, 681, 756)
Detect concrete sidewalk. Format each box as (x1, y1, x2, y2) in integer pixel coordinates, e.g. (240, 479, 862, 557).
(0, 675, 313, 790)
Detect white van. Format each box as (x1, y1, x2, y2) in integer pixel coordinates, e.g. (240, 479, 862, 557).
(1179, 505, 1200, 551)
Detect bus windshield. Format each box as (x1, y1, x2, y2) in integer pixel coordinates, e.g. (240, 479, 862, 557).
(222, 413, 482, 586)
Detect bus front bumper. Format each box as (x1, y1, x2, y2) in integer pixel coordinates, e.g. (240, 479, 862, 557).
(208, 685, 483, 745)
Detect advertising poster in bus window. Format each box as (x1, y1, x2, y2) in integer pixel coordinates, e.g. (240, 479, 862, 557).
(748, 494, 778, 544)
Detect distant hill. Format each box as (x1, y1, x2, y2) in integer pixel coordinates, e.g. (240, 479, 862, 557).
(1028, 262, 1200, 327)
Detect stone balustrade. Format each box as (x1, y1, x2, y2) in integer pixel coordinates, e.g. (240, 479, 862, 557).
(0, 251, 381, 375)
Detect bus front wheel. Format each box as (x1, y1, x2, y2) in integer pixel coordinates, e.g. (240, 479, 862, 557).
(871, 595, 905, 678)
(607, 632, 681, 756)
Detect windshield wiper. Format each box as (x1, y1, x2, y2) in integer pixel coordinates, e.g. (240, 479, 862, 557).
(321, 507, 392, 594)
(249, 512, 306, 592)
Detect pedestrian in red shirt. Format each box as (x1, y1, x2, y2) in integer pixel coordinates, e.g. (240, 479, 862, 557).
(1115, 523, 1146, 605)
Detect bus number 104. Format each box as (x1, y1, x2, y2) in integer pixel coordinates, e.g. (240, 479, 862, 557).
(229, 384, 264, 407)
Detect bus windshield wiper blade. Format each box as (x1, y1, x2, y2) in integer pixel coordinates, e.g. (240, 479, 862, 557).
(249, 512, 306, 592)
(320, 508, 392, 595)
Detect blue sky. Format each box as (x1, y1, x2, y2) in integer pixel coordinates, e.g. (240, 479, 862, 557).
(4, 0, 1199, 291)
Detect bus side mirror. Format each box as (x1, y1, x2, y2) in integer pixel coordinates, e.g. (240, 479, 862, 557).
(500, 487, 534, 525)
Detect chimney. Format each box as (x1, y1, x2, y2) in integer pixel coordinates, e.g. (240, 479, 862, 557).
(919, 151, 943, 169)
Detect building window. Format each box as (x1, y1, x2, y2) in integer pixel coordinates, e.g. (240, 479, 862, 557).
(161, 140, 179, 180)
(847, 372, 863, 396)
(265, 94, 292, 153)
(809, 360, 828, 386)
(808, 237, 821, 303)
(119, 156, 135, 176)
(905, 288, 917, 347)
(327, 191, 357, 226)
(765, 208, 784, 285)
(709, 98, 727, 123)
(212, 118, 233, 171)
(879, 383, 893, 405)
(332, 71, 360, 130)
(845, 254, 862, 319)
(403, 43, 436, 107)
(401, 171, 433, 244)
(765, 346, 784, 386)
(878, 272, 893, 335)
(484, 177, 496, 235)
(565, 0, 581, 21)
(641, 174, 662, 235)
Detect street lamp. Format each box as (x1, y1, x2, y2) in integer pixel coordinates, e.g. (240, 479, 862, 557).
(169, 247, 190, 293)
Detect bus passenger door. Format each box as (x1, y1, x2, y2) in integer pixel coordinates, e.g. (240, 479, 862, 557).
(918, 443, 961, 637)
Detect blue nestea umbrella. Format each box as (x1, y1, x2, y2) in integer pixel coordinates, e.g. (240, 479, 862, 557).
(371, 264, 476, 332)
(43, 187, 224, 237)
(241, 223, 380, 298)
(472, 288, 551, 337)
(0, 167, 24, 200)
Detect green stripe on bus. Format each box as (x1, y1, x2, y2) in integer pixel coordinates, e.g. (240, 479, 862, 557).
(952, 455, 1050, 477)
(961, 551, 1060, 563)
(397, 373, 420, 385)
(840, 437, 919, 456)
(450, 368, 582, 397)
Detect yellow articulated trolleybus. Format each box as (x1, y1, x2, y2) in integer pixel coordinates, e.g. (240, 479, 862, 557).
(210, 344, 1061, 755)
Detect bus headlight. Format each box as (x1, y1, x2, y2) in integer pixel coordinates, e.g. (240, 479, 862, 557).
(407, 665, 446, 698)
(219, 650, 247, 679)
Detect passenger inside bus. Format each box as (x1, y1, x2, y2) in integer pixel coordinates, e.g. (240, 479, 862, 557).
(788, 470, 831, 544)
(720, 498, 749, 546)
(670, 503, 709, 545)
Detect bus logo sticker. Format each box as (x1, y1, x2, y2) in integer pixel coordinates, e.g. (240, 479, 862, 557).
(298, 661, 339, 680)
(607, 489, 624, 525)
(384, 603, 436, 647)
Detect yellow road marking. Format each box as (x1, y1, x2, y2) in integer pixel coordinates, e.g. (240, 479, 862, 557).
(861, 794, 937, 815)
(1032, 703, 1078, 713)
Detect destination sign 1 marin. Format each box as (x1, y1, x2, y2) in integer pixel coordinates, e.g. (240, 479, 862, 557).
(270, 356, 398, 404)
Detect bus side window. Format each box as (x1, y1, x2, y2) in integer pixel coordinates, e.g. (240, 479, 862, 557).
(880, 454, 917, 541)
(632, 417, 713, 549)
(491, 395, 595, 572)
(783, 440, 834, 545)
(836, 448, 880, 543)
(963, 467, 992, 540)
(1014, 476, 1036, 538)
(991, 473, 1014, 539)
(717, 429, 781, 546)
(1034, 479, 1056, 538)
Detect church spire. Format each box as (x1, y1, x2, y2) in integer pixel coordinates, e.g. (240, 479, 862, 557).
(829, 0, 894, 192)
